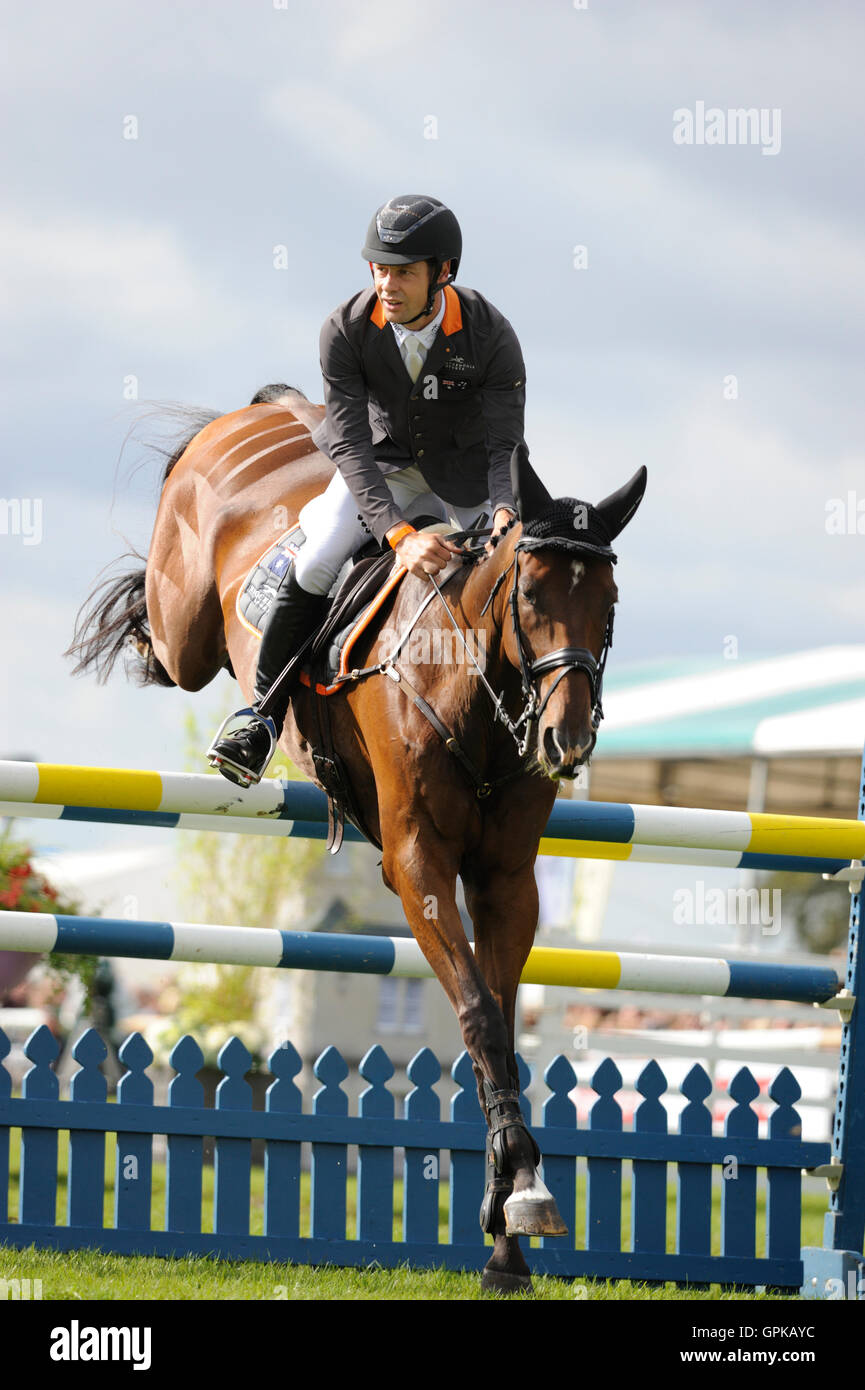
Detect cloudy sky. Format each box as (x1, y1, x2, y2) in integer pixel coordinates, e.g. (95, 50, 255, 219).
(2, 0, 863, 858)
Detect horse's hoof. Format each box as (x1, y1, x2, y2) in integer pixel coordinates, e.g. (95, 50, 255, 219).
(481, 1266, 533, 1295)
(503, 1185, 568, 1237)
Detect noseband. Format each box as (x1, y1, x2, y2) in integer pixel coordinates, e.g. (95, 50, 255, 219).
(378, 536, 615, 800)
(506, 543, 613, 754)
(477, 541, 614, 758)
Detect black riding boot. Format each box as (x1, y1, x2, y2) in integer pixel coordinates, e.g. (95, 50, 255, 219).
(208, 566, 328, 786)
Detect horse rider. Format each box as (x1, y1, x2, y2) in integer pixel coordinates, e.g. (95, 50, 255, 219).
(209, 193, 527, 785)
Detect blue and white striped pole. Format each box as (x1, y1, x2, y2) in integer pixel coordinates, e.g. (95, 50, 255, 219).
(0, 911, 842, 1005)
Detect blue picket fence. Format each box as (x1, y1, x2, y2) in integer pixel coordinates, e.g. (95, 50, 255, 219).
(0, 1024, 830, 1288)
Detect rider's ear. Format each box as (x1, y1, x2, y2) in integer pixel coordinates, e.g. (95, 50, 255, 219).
(510, 441, 553, 522)
(595, 466, 648, 540)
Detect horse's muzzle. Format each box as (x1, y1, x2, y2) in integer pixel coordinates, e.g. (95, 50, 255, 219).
(539, 723, 596, 777)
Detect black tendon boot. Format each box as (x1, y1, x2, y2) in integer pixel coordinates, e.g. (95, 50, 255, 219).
(208, 566, 328, 786)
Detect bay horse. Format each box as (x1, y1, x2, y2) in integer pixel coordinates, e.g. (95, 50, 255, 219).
(68, 389, 646, 1292)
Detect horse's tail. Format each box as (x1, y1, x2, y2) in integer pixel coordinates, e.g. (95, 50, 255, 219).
(65, 557, 173, 686)
(65, 404, 223, 687)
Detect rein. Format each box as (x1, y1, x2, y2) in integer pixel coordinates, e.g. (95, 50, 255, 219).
(370, 535, 614, 796)
(309, 527, 615, 833)
(426, 543, 613, 760)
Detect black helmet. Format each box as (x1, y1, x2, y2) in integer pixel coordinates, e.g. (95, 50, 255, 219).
(362, 195, 461, 321)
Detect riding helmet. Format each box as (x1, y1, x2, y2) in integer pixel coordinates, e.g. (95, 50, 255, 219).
(362, 195, 462, 277)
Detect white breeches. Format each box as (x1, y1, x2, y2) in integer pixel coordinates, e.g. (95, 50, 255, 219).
(294, 465, 490, 596)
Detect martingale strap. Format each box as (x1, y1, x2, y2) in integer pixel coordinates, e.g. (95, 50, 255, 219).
(313, 526, 615, 812)
(421, 548, 615, 766)
(385, 663, 525, 799)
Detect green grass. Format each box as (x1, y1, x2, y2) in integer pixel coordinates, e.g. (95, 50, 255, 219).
(0, 1243, 802, 1300)
(0, 1124, 834, 1300)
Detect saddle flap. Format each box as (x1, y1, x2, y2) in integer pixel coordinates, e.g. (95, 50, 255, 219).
(236, 516, 479, 697)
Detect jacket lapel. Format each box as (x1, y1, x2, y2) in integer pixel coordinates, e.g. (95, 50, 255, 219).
(366, 285, 465, 394)
(415, 287, 466, 386)
(419, 332, 452, 384)
(367, 308, 412, 393)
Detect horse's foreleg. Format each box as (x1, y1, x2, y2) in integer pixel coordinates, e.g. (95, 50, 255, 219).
(383, 828, 563, 1292)
(384, 840, 515, 1091)
(463, 863, 567, 1287)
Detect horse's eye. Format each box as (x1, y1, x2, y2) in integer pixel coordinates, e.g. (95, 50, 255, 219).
(520, 586, 537, 607)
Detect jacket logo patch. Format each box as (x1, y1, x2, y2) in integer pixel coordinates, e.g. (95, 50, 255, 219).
(446, 355, 476, 372)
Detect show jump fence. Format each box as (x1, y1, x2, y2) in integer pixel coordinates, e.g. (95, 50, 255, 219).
(1, 759, 864, 874)
(0, 756, 863, 1297)
(0, 1025, 836, 1289)
(0, 913, 847, 1006)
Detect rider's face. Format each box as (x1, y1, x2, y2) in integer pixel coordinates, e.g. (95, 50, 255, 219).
(372, 260, 450, 326)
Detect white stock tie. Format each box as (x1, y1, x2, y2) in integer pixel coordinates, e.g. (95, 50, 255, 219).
(404, 335, 423, 384)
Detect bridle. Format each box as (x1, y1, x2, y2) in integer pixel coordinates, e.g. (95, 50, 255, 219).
(326, 531, 615, 805)
(507, 544, 613, 753)
(432, 537, 615, 760)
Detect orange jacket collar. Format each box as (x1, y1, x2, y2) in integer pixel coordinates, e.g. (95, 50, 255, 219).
(370, 284, 462, 335)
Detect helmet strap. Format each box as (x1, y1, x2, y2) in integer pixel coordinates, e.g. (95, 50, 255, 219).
(402, 260, 456, 325)
(369, 260, 457, 326)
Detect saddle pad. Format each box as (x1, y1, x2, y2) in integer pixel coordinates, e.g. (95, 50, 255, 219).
(236, 525, 306, 636)
(236, 527, 407, 695)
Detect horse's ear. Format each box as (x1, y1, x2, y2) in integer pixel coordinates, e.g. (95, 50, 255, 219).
(595, 466, 647, 540)
(510, 441, 553, 522)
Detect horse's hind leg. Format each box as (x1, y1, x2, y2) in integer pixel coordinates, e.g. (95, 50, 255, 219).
(145, 500, 231, 691)
(146, 564, 228, 690)
(463, 861, 567, 1292)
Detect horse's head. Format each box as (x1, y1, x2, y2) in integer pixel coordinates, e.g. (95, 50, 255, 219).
(500, 443, 646, 779)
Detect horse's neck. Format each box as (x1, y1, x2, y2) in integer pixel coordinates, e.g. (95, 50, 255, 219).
(454, 532, 518, 664)
(462, 532, 516, 612)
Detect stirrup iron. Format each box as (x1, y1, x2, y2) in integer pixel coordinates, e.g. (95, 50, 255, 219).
(206, 707, 277, 788)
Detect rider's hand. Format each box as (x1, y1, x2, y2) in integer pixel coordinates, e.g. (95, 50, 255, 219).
(392, 529, 466, 578)
(485, 507, 517, 555)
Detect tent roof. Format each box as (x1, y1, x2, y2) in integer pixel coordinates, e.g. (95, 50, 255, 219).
(587, 647, 865, 816)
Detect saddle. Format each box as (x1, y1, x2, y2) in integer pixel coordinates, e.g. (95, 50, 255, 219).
(236, 515, 488, 852)
(236, 514, 453, 690)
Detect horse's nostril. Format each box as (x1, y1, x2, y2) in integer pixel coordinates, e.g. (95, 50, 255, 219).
(542, 723, 597, 769)
(543, 726, 565, 765)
